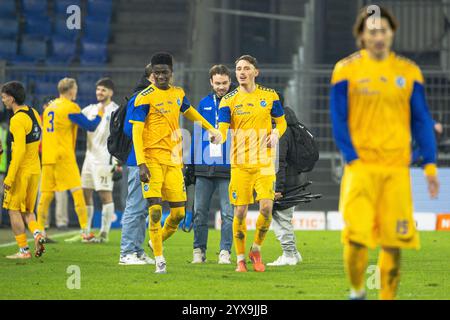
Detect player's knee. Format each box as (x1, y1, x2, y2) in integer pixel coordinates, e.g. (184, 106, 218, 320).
(259, 202, 272, 217)
(234, 206, 247, 218)
(150, 208, 162, 224)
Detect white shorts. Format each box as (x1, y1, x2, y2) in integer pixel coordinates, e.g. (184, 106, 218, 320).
(81, 162, 114, 191)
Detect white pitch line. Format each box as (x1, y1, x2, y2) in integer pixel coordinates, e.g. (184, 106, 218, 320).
(0, 230, 79, 248)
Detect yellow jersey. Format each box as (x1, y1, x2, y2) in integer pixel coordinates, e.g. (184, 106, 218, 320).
(42, 97, 80, 164)
(218, 84, 285, 168)
(4, 106, 41, 186)
(131, 84, 191, 167)
(330, 49, 436, 167)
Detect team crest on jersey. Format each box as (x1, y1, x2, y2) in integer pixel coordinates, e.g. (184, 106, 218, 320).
(232, 191, 237, 200)
(260, 100, 267, 107)
(177, 98, 181, 106)
(396, 76, 406, 88)
(144, 184, 149, 192)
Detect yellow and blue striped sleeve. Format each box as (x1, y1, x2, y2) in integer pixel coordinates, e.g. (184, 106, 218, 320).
(130, 92, 150, 123)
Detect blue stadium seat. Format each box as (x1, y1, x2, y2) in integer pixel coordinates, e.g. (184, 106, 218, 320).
(53, 17, 81, 41)
(22, 0, 48, 14)
(87, 0, 113, 20)
(55, 0, 82, 16)
(47, 38, 77, 65)
(24, 17, 52, 40)
(0, 0, 16, 19)
(80, 41, 107, 65)
(83, 19, 110, 43)
(18, 38, 48, 62)
(33, 82, 57, 96)
(0, 39, 17, 61)
(0, 18, 19, 39)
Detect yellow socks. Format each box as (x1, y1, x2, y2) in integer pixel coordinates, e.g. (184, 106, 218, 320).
(72, 189, 88, 231)
(344, 243, 368, 295)
(378, 249, 401, 300)
(37, 191, 54, 231)
(148, 204, 163, 257)
(27, 220, 40, 236)
(253, 213, 272, 247)
(162, 207, 185, 241)
(15, 234, 28, 251)
(233, 216, 247, 260)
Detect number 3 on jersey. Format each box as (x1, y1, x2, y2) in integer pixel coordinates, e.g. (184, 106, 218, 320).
(47, 111, 55, 132)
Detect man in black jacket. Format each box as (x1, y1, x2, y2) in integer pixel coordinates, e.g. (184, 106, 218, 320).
(268, 106, 303, 266)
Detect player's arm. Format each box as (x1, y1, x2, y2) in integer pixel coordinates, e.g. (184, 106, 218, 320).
(330, 65, 359, 164)
(3, 117, 27, 188)
(68, 109, 104, 132)
(410, 75, 439, 197)
(180, 96, 215, 132)
(213, 100, 231, 145)
(129, 95, 150, 182)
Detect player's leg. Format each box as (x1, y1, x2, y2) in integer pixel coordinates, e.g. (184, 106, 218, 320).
(192, 177, 215, 263)
(98, 190, 114, 241)
(24, 174, 45, 257)
(81, 161, 95, 234)
(161, 165, 187, 241)
(37, 164, 56, 237)
(83, 188, 95, 233)
(377, 167, 417, 300)
(229, 167, 254, 272)
(217, 178, 233, 264)
(7, 210, 31, 259)
(143, 162, 166, 273)
(378, 247, 401, 300)
(340, 162, 377, 299)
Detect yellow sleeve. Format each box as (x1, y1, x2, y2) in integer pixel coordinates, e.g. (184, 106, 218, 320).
(273, 115, 287, 138)
(183, 106, 215, 131)
(424, 163, 438, 177)
(132, 122, 146, 166)
(4, 115, 28, 186)
(218, 122, 230, 144)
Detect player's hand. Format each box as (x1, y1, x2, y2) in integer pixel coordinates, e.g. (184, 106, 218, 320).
(209, 129, 222, 145)
(266, 132, 279, 148)
(426, 175, 439, 199)
(111, 165, 123, 181)
(274, 192, 283, 201)
(98, 103, 106, 116)
(139, 163, 150, 183)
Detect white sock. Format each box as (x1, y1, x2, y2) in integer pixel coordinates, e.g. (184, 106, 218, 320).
(86, 205, 94, 233)
(101, 202, 114, 234)
(251, 243, 261, 252)
(155, 255, 165, 264)
(237, 254, 245, 262)
(350, 288, 366, 299)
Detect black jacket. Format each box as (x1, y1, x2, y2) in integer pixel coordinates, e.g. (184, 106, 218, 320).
(274, 106, 304, 211)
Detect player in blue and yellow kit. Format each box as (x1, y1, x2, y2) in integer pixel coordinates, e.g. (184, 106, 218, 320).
(37, 78, 105, 242)
(330, 7, 440, 299)
(131, 53, 218, 274)
(1, 81, 45, 259)
(212, 55, 287, 272)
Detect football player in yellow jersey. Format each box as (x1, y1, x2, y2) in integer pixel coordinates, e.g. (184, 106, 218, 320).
(37, 78, 106, 243)
(330, 6, 440, 300)
(1, 81, 45, 259)
(212, 55, 287, 272)
(130, 52, 219, 274)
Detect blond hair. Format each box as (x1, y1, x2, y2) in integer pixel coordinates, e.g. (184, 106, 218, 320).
(57, 78, 77, 94)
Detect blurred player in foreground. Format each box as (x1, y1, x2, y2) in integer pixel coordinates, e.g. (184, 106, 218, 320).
(1, 81, 45, 259)
(330, 6, 439, 299)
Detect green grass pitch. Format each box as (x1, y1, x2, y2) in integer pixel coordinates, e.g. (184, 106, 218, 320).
(0, 230, 449, 300)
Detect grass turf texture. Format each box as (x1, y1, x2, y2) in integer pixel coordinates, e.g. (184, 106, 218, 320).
(0, 230, 449, 300)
